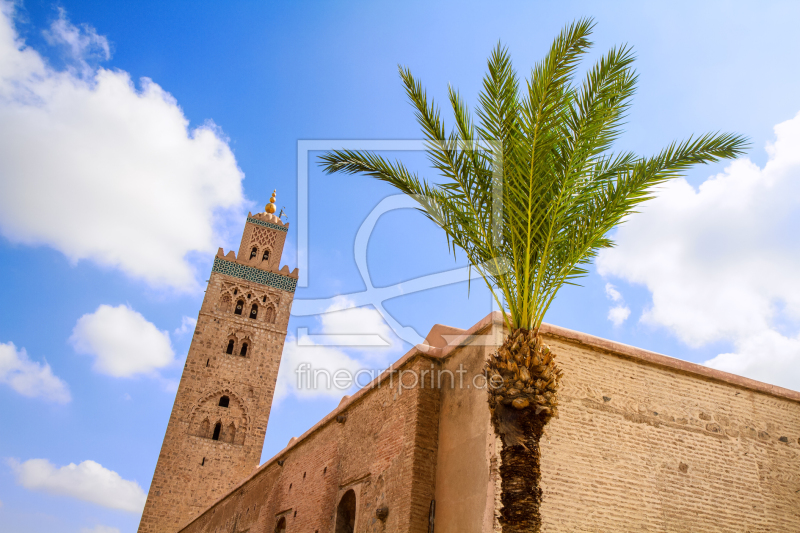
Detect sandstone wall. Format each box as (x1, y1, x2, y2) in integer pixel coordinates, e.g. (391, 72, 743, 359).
(539, 327, 800, 532)
(176, 313, 800, 532)
(179, 354, 441, 533)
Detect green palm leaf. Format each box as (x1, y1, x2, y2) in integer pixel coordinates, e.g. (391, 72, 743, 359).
(319, 17, 748, 333)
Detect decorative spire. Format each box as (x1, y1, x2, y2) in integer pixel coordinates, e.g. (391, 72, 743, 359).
(265, 190, 277, 214)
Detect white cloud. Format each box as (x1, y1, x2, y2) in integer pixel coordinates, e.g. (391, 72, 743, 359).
(275, 336, 364, 402)
(607, 305, 631, 327)
(604, 283, 630, 326)
(598, 110, 800, 391)
(0, 3, 245, 292)
(43, 7, 110, 77)
(70, 304, 174, 377)
(0, 342, 70, 403)
(704, 330, 800, 390)
(174, 316, 197, 336)
(275, 297, 407, 402)
(9, 458, 146, 513)
(605, 283, 623, 302)
(80, 527, 121, 533)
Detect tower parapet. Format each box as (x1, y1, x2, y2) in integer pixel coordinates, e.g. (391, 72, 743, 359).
(138, 194, 297, 533)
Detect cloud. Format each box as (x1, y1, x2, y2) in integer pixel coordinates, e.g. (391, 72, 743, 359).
(174, 316, 197, 336)
(275, 297, 407, 401)
(604, 283, 630, 326)
(0, 3, 245, 292)
(275, 336, 364, 401)
(604, 283, 623, 303)
(607, 305, 631, 327)
(9, 458, 146, 513)
(70, 304, 174, 377)
(43, 7, 110, 76)
(0, 342, 70, 403)
(704, 330, 800, 390)
(597, 111, 800, 391)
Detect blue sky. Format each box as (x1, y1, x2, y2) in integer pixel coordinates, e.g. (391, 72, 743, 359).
(1, 1, 800, 532)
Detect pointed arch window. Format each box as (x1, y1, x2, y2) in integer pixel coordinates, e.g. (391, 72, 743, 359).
(262, 250, 270, 261)
(265, 306, 276, 324)
(250, 246, 258, 259)
(335, 489, 357, 533)
(227, 422, 236, 444)
(220, 294, 232, 313)
(249, 304, 258, 319)
(212, 422, 222, 441)
(219, 396, 229, 408)
(235, 300, 244, 315)
(240, 342, 248, 357)
(226, 339, 235, 354)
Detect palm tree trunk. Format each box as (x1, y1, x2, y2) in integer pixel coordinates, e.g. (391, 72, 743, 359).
(487, 329, 562, 533)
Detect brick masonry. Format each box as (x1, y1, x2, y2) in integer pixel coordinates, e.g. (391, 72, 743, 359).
(137, 211, 299, 533)
(178, 355, 441, 533)
(173, 312, 799, 533)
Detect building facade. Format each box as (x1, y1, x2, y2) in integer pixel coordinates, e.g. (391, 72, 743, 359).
(138, 198, 299, 533)
(139, 207, 800, 532)
(175, 314, 800, 533)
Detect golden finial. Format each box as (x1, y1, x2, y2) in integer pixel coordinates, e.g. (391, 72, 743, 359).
(265, 190, 277, 214)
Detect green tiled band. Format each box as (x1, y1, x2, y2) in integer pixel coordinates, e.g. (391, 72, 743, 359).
(246, 217, 288, 232)
(212, 257, 297, 293)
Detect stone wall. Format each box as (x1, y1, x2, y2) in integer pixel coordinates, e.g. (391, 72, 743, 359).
(539, 326, 800, 532)
(139, 209, 298, 533)
(176, 312, 800, 532)
(179, 354, 441, 533)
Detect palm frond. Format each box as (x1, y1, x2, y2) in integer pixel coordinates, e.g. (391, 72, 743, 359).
(320, 18, 749, 332)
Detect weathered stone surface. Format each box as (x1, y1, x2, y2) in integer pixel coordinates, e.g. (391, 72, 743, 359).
(143, 280, 800, 533)
(138, 210, 295, 533)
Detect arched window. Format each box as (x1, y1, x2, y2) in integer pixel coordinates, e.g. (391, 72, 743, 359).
(233, 288, 238, 295)
(226, 340, 235, 354)
(235, 300, 244, 315)
(249, 304, 258, 319)
(262, 250, 270, 261)
(240, 342, 248, 357)
(335, 489, 356, 533)
(265, 306, 276, 324)
(226, 422, 236, 444)
(199, 418, 210, 438)
(250, 246, 258, 259)
(274, 517, 286, 533)
(220, 294, 232, 313)
(219, 396, 229, 408)
(262, 295, 267, 303)
(212, 422, 221, 441)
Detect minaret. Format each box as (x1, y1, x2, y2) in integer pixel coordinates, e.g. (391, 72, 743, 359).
(138, 192, 298, 533)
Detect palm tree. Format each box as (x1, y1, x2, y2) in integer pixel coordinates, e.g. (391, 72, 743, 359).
(320, 19, 747, 532)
